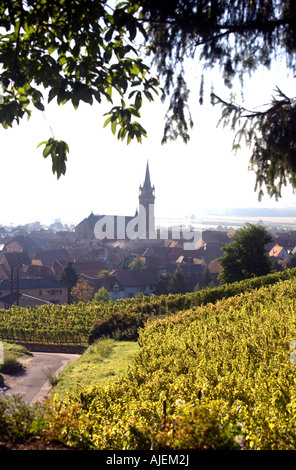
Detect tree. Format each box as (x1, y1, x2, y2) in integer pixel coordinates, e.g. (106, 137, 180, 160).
(93, 286, 111, 304)
(155, 272, 171, 295)
(134, 0, 296, 199)
(287, 253, 296, 269)
(194, 267, 215, 291)
(129, 255, 145, 270)
(71, 278, 93, 303)
(218, 223, 273, 284)
(58, 260, 79, 293)
(96, 269, 111, 278)
(168, 265, 189, 294)
(0, 0, 160, 178)
(1, 1, 296, 199)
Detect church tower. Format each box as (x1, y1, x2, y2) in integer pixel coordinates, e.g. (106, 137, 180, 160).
(139, 161, 155, 239)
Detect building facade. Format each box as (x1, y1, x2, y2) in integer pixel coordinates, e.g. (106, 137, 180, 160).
(75, 162, 156, 242)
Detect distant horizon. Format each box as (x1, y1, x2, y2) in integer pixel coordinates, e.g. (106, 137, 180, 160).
(1, 204, 296, 230)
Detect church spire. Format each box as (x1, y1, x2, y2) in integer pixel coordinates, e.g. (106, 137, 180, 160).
(139, 160, 155, 239)
(140, 160, 154, 196)
(143, 160, 151, 189)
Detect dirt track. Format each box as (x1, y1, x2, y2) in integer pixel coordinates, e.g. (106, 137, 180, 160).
(1, 352, 80, 404)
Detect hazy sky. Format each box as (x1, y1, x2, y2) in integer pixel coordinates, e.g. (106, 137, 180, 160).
(1, 61, 295, 227)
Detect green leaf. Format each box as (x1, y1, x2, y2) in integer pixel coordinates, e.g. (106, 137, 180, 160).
(103, 115, 112, 128)
(111, 119, 117, 135)
(135, 91, 142, 110)
(33, 101, 45, 111)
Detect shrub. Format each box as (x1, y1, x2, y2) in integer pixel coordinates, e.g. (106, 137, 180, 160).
(0, 353, 20, 373)
(0, 393, 50, 443)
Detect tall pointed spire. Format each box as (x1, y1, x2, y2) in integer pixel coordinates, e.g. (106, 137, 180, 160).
(139, 160, 155, 239)
(143, 160, 151, 189)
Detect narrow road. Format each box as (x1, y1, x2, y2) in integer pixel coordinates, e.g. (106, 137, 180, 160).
(2, 352, 80, 404)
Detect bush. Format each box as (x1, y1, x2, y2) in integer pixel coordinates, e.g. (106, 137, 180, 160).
(0, 353, 20, 373)
(0, 393, 50, 443)
(89, 311, 146, 343)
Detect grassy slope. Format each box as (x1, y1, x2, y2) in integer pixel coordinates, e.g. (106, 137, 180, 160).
(52, 339, 139, 398)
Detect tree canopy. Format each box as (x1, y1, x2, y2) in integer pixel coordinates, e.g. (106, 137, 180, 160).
(218, 223, 273, 284)
(1, 0, 296, 199)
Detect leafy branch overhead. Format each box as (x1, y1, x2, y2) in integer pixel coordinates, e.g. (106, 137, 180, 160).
(213, 88, 296, 200)
(1, 0, 296, 199)
(0, 0, 160, 178)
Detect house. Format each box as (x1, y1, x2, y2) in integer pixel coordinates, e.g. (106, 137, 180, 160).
(4, 235, 40, 256)
(0, 264, 9, 281)
(0, 278, 68, 304)
(92, 269, 158, 300)
(0, 292, 53, 309)
(274, 231, 296, 252)
(74, 261, 107, 278)
(20, 264, 57, 280)
(208, 260, 222, 284)
(32, 248, 70, 266)
(0, 252, 32, 280)
(269, 244, 290, 262)
(0, 251, 31, 271)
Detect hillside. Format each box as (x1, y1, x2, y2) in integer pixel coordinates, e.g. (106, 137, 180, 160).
(1, 267, 296, 347)
(2, 272, 296, 450)
(45, 276, 296, 450)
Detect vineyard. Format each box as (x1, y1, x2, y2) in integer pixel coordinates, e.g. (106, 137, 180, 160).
(1, 267, 296, 347)
(42, 275, 296, 450)
(2, 269, 296, 449)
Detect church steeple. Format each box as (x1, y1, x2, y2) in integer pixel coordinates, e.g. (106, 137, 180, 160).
(139, 160, 155, 197)
(139, 160, 155, 239)
(143, 161, 151, 189)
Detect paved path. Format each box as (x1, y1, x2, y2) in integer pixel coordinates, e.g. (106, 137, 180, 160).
(2, 352, 80, 404)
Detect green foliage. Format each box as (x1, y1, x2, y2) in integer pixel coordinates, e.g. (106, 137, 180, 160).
(168, 266, 189, 294)
(92, 286, 111, 303)
(1, 0, 296, 198)
(218, 223, 273, 284)
(0, 393, 50, 443)
(194, 266, 214, 291)
(287, 254, 296, 269)
(214, 88, 296, 199)
(37, 138, 69, 179)
(4, 273, 296, 449)
(1, 267, 296, 346)
(0, 352, 20, 372)
(129, 255, 146, 270)
(136, 0, 296, 198)
(58, 260, 79, 291)
(46, 276, 296, 450)
(0, 0, 160, 175)
(52, 339, 139, 398)
(71, 278, 93, 303)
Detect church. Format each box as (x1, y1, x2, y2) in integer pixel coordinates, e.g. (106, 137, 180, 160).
(75, 162, 156, 242)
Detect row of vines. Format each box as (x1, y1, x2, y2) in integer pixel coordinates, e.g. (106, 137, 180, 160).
(1, 268, 296, 346)
(47, 277, 296, 450)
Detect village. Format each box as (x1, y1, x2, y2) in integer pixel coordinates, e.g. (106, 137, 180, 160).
(0, 211, 296, 308)
(0, 163, 296, 308)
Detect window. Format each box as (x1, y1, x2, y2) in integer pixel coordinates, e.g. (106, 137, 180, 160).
(39, 290, 42, 296)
